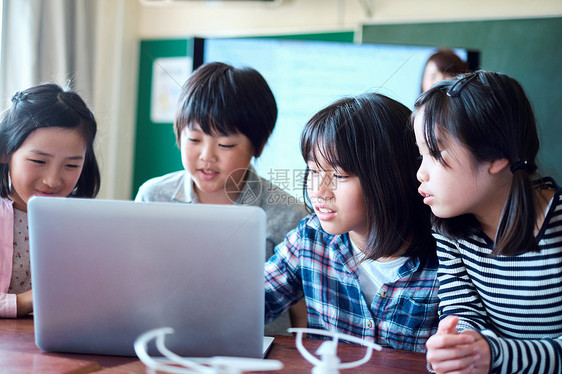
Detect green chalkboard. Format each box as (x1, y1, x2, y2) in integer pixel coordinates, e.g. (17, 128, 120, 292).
(361, 17, 562, 180)
(132, 39, 191, 198)
(131, 33, 354, 199)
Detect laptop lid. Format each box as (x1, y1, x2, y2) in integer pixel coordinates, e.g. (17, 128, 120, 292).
(28, 197, 266, 358)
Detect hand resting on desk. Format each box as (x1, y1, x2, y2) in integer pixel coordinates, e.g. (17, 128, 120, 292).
(16, 289, 33, 317)
(426, 316, 491, 374)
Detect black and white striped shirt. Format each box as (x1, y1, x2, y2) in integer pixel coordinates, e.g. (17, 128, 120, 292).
(435, 179, 562, 374)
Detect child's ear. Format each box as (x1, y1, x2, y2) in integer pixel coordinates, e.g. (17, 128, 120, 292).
(488, 158, 509, 175)
(0, 154, 7, 164)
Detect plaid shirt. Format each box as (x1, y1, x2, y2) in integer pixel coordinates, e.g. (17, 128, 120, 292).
(265, 214, 439, 352)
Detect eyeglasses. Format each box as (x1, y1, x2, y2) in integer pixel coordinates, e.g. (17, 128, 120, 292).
(447, 72, 479, 97)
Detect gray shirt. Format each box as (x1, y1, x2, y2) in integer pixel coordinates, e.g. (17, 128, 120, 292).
(135, 166, 308, 335)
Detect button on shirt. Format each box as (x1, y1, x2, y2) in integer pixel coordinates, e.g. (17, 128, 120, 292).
(350, 238, 408, 307)
(264, 214, 440, 352)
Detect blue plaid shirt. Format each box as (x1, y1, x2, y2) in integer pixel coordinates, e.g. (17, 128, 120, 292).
(264, 214, 439, 352)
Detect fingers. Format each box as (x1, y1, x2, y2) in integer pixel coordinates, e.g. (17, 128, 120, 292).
(427, 332, 475, 350)
(16, 290, 34, 317)
(427, 341, 476, 374)
(460, 331, 492, 374)
(427, 317, 478, 374)
(431, 359, 475, 374)
(434, 366, 474, 374)
(437, 315, 460, 335)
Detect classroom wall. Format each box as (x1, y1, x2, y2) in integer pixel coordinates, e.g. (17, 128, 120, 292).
(137, 0, 562, 38)
(106, 0, 562, 199)
(361, 17, 562, 180)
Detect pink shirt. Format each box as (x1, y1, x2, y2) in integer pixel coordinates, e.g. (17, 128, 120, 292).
(0, 197, 17, 318)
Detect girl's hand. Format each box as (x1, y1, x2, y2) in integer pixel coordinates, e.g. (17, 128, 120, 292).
(16, 289, 33, 317)
(459, 330, 491, 374)
(426, 315, 482, 374)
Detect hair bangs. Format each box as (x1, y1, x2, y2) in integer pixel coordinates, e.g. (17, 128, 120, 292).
(312, 141, 354, 176)
(177, 90, 234, 137)
(0, 83, 100, 199)
(300, 100, 359, 176)
(174, 62, 277, 157)
(415, 84, 462, 167)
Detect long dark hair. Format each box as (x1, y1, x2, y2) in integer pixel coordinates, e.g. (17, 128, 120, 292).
(413, 71, 540, 255)
(0, 83, 100, 198)
(301, 92, 434, 260)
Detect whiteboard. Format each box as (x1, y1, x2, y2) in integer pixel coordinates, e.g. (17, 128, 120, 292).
(204, 38, 466, 198)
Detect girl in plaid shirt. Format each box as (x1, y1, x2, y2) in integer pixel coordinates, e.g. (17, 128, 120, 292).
(265, 92, 439, 352)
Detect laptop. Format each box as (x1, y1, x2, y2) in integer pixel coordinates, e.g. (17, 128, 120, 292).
(28, 196, 266, 358)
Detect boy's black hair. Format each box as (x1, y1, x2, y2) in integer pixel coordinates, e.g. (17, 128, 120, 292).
(0, 83, 100, 198)
(413, 71, 540, 255)
(301, 92, 434, 260)
(174, 62, 277, 157)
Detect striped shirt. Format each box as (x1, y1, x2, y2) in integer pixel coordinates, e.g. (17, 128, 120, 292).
(264, 214, 439, 352)
(435, 178, 562, 373)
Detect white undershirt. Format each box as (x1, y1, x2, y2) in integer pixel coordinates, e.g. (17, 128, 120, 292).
(350, 239, 408, 307)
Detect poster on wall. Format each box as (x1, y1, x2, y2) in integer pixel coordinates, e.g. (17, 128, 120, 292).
(150, 57, 192, 123)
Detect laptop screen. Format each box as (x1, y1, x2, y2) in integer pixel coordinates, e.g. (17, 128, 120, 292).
(28, 197, 266, 357)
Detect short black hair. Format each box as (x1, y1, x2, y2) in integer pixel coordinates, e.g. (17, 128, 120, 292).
(174, 62, 277, 157)
(301, 92, 434, 260)
(0, 83, 100, 198)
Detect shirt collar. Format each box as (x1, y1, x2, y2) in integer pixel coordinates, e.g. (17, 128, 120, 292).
(169, 172, 195, 203)
(306, 214, 357, 264)
(233, 165, 262, 206)
(306, 214, 421, 276)
(171, 165, 262, 205)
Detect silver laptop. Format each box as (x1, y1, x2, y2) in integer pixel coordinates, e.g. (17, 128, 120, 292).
(28, 197, 266, 358)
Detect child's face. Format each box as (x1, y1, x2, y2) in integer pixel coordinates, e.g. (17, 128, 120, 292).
(306, 154, 368, 247)
(413, 110, 497, 220)
(180, 123, 255, 204)
(8, 127, 86, 212)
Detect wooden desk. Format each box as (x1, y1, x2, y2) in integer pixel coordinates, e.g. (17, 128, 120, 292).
(0, 316, 136, 373)
(0, 317, 428, 373)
